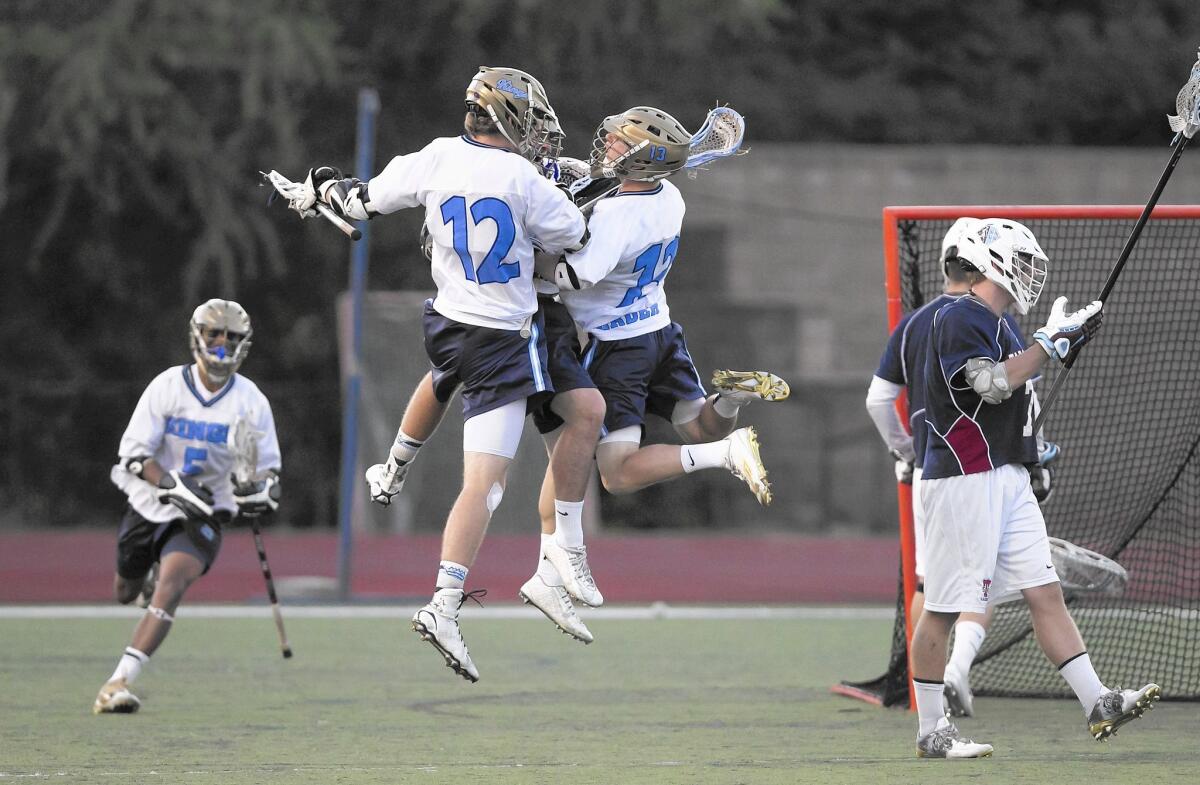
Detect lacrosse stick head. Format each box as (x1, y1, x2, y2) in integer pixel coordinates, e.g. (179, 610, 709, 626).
(1049, 537, 1129, 597)
(189, 299, 252, 385)
(466, 66, 561, 162)
(230, 416, 260, 487)
(1167, 47, 1200, 139)
(589, 106, 692, 182)
(685, 105, 746, 173)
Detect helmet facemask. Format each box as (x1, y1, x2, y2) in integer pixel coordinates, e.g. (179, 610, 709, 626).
(189, 299, 252, 385)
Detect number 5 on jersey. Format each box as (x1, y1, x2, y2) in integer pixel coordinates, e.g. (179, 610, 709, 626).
(440, 195, 518, 284)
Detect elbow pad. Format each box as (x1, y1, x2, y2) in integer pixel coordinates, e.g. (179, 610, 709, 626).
(964, 357, 1012, 404)
(319, 178, 374, 221)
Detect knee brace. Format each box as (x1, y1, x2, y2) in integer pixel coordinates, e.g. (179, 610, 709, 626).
(485, 482, 505, 514)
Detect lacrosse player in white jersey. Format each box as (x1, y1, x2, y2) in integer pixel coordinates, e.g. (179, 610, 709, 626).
(911, 218, 1159, 758)
(542, 106, 788, 513)
(301, 66, 589, 682)
(93, 299, 281, 714)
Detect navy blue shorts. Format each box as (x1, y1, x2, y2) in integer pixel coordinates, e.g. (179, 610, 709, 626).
(581, 322, 707, 436)
(423, 300, 553, 420)
(116, 506, 226, 579)
(531, 296, 598, 434)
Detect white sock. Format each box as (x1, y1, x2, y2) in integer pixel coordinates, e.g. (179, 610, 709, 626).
(390, 429, 424, 465)
(537, 533, 563, 585)
(1059, 652, 1107, 714)
(109, 647, 149, 685)
(946, 621, 986, 682)
(552, 499, 585, 549)
(713, 394, 744, 419)
(681, 441, 728, 473)
(435, 560, 468, 591)
(914, 679, 947, 736)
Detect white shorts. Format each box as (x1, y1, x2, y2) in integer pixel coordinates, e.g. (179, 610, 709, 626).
(912, 466, 926, 580)
(921, 463, 1059, 614)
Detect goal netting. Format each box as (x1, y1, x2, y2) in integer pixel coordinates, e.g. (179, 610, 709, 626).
(841, 205, 1200, 704)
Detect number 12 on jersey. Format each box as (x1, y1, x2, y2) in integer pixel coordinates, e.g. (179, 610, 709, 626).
(440, 195, 518, 285)
(617, 236, 680, 307)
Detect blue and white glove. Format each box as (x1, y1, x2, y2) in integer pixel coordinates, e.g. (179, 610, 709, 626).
(156, 469, 215, 521)
(233, 473, 281, 517)
(1029, 441, 1060, 503)
(1034, 297, 1104, 361)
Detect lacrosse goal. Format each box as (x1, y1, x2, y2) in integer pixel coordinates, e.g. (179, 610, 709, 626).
(839, 205, 1200, 706)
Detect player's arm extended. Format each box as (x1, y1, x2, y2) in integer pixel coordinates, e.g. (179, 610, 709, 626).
(864, 376, 914, 462)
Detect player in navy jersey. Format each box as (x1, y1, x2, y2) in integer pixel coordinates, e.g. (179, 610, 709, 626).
(909, 217, 1159, 758)
(93, 300, 281, 713)
(299, 66, 589, 682)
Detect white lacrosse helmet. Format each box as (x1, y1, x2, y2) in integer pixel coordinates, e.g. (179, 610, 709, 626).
(955, 218, 1048, 315)
(940, 216, 980, 284)
(189, 299, 252, 385)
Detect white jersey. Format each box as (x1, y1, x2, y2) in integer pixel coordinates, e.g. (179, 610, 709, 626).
(559, 180, 685, 340)
(110, 365, 282, 522)
(368, 135, 587, 330)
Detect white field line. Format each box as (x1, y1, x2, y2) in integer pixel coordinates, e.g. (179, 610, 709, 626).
(0, 603, 895, 621)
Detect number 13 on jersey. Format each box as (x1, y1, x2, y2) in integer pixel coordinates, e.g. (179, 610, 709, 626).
(618, 236, 680, 307)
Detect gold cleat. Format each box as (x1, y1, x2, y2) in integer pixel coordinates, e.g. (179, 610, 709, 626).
(1088, 684, 1161, 741)
(711, 370, 791, 402)
(93, 678, 140, 714)
(726, 426, 772, 505)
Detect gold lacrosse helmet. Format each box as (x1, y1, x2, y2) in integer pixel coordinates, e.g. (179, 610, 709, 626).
(590, 106, 692, 182)
(189, 299, 252, 385)
(465, 66, 562, 162)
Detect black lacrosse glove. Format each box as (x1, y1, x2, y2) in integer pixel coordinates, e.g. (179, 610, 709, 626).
(1028, 441, 1060, 504)
(156, 469, 215, 522)
(233, 473, 281, 518)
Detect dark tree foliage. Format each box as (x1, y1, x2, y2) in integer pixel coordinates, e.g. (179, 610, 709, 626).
(1, 0, 1197, 526)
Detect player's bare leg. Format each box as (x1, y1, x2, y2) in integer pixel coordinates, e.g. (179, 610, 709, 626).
(94, 550, 205, 714)
(366, 373, 451, 505)
(944, 608, 990, 717)
(910, 609, 992, 758)
(1023, 582, 1161, 740)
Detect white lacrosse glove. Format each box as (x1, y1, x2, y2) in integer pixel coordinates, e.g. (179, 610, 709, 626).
(365, 460, 407, 506)
(290, 166, 342, 218)
(156, 469, 215, 521)
(1033, 297, 1104, 361)
(233, 473, 281, 518)
(889, 448, 914, 485)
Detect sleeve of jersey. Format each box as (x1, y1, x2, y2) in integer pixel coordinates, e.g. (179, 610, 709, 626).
(255, 398, 283, 474)
(364, 150, 432, 215)
(873, 317, 909, 384)
(525, 176, 588, 255)
(561, 208, 627, 288)
(935, 308, 1001, 392)
(117, 375, 169, 460)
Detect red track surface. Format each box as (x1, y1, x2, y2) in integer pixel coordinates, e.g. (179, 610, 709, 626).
(0, 531, 898, 604)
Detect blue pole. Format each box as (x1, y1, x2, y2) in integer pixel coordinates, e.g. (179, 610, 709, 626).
(336, 87, 380, 600)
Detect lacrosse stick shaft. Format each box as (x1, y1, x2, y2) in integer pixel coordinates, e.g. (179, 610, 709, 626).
(250, 520, 293, 658)
(1033, 132, 1191, 432)
(317, 203, 363, 241)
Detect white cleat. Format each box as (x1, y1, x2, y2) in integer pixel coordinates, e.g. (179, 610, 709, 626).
(725, 426, 771, 505)
(411, 589, 481, 683)
(711, 369, 791, 403)
(365, 460, 407, 506)
(93, 678, 140, 714)
(519, 575, 594, 644)
(916, 720, 992, 759)
(1088, 683, 1161, 741)
(542, 540, 604, 607)
(943, 668, 975, 718)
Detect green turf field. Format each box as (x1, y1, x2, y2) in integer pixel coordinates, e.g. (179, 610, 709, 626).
(0, 612, 1190, 784)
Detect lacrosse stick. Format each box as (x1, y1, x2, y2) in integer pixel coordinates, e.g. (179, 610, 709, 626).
(577, 105, 747, 214)
(1034, 50, 1200, 430)
(1048, 537, 1129, 597)
(261, 169, 362, 241)
(231, 417, 293, 659)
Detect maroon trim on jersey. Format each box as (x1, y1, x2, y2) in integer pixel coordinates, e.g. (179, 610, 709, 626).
(944, 415, 993, 474)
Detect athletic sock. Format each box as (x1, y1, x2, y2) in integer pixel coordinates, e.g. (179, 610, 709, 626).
(552, 499, 585, 549)
(1059, 651, 1107, 714)
(914, 678, 947, 736)
(110, 647, 149, 685)
(681, 441, 728, 473)
(537, 534, 563, 584)
(946, 620, 986, 682)
(712, 394, 745, 419)
(435, 561, 468, 591)
(390, 429, 424, 465)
